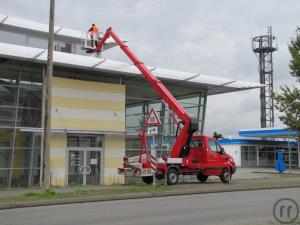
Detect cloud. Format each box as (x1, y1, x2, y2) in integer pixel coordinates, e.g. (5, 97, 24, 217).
(1, 0, 300, 135)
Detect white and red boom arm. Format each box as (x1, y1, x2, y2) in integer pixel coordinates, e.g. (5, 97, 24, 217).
(94, 27, 198, 158)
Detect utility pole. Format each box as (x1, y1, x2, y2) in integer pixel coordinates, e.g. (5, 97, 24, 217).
(43, 0, 55, 188)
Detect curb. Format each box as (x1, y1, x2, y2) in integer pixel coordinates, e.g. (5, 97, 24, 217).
(0, 185, 300, 210)
(252, 171, 300, 175)
(0, 192, 152, 210)
(152, 184, 300, 197)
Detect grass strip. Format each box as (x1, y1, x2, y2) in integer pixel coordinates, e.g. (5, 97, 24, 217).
(0, 176, 299, 205)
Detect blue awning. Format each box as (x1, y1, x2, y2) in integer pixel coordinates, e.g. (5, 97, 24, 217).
(239, 128, 298, 138)
(219, 138, 297, 146)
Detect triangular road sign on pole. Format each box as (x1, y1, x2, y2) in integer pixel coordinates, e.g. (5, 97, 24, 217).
(145, 108, 161, 126)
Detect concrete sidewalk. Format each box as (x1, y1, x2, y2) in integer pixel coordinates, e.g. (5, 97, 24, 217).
(234, 167, 300, 179)
(173, 167, 300, 183)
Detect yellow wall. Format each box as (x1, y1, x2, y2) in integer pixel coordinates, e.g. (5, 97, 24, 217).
(51, 77, 125, 131)
(49, 77, 126, 186)
(103, 135, 125, 185)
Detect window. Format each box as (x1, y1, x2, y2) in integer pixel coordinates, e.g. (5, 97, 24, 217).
(208, 140, 220, 153)
(190, 140, 203, 148)
(67, 135, 103, 148)
(208, 140, 217, 152)
(54, 42, 74, 53)
(0, 67, 42, 188)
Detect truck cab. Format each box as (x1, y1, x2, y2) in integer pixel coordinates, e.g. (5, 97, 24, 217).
(186, 136, 236, 183)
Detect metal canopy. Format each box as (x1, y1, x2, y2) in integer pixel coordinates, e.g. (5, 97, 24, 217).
(0, 42, 263, 96)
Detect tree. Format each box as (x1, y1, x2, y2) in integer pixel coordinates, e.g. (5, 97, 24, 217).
(274, 26, 300, 131)
(273, 86, 300, 131)
(288, 27, 300, 80)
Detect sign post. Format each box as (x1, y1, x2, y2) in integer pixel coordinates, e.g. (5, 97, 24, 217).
(145, 108, 161, 189)
(148, 126, 158, 189)
(151, 148, 157, 188)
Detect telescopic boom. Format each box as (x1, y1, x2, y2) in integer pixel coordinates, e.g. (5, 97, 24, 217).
(93, 27, 198, 157)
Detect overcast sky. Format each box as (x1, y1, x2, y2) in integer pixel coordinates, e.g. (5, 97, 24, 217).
(2, 0, 300, 136)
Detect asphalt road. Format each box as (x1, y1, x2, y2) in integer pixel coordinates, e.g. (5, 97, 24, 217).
(0, 188, 299, 225)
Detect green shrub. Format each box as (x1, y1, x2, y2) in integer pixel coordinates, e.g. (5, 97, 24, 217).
(39, 188, 57, 197)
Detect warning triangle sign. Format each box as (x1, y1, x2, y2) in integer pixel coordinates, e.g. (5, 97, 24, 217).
(145, 108, 161, 126)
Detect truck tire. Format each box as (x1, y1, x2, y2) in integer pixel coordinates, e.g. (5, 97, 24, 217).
(167, 168, 179, 185)
(196, 173, 208, 183)
(142, 176, 153, 184)
(220, 169, 231, 184)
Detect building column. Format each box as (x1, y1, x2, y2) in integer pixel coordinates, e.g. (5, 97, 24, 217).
(50, 133, 67, 187)
(103, 135, 125, 185)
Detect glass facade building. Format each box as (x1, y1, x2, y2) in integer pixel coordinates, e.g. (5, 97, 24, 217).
(241, 145, 298, 167)
(220, 138, 299, 168)
(0, 66, 42, 188)
(0, 64, 209, 188)
(125, 93, 206, 158)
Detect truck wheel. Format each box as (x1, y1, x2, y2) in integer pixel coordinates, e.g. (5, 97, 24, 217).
(167, 169, 179, 185)
(220, 169, 231, 184)
(142, 176, 153, 184)
(196, 173, 208, 183)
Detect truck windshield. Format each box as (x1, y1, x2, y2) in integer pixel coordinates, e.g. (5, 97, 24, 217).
(190, 140, 203, 148)
(208, 140, 222, 153)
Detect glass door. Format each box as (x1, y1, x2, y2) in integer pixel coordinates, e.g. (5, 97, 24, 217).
(68, 150, 101, 186)
(86, 151, 101, 185)
(68, 150, 84, 186)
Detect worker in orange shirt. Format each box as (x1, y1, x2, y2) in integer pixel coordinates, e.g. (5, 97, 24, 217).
(88, 24, 100, 47)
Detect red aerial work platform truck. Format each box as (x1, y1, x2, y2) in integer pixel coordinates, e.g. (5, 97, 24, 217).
(90, 27, 236, 185)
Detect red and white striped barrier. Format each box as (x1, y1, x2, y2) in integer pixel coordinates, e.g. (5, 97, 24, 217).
(150, 149, 157, 174)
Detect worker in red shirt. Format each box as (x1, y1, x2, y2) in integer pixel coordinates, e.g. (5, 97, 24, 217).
(88, 24, 100, 47)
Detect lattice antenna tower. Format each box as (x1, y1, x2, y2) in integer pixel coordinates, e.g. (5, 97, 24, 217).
(252, 26, 277, 128)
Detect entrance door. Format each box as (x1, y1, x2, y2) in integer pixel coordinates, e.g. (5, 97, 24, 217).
(86, 151, 101, 185)
(68, 151, 84, 186)
(68, 150, 101, 186)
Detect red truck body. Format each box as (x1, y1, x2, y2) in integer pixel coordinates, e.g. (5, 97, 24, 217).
(91, 27, 236, 185)
(121, 135, 236, 185)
